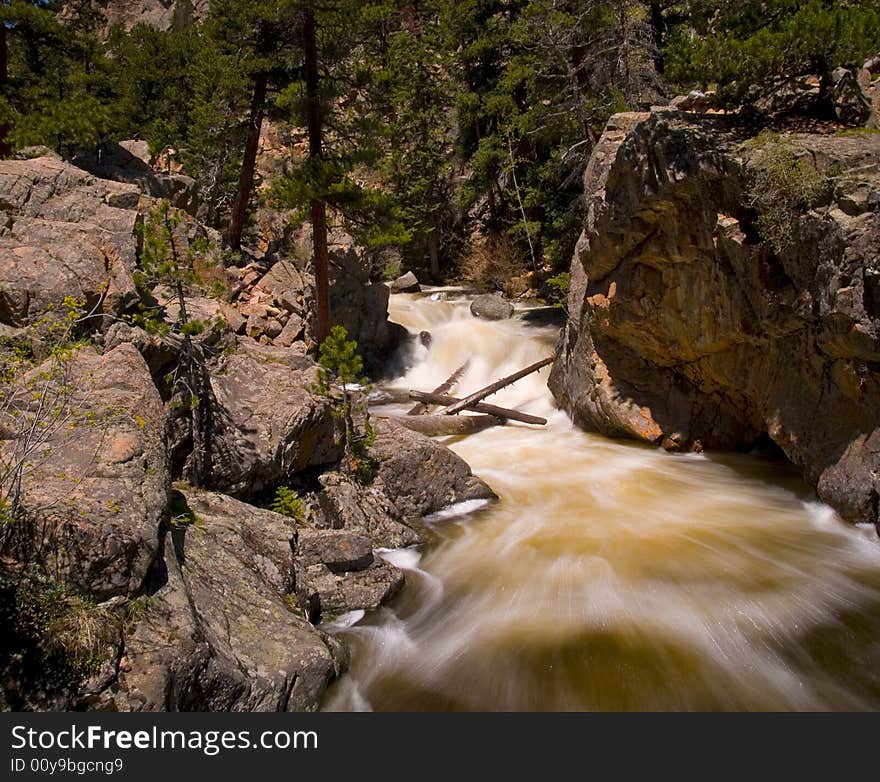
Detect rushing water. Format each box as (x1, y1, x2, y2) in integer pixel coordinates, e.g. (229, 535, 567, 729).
(323, 290, 880, 711)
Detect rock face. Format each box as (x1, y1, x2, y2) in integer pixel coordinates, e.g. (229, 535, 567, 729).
(0, 157, 140, 327)
(72, 142, 197, 213)
(11, 343, 169, 601)
(206, 340, 340, 497)
(92, 0, 209, 32)
(108, 490, 344, 712)
(227, 249, 406, 374)
(550, 108, 880, 526)
(0, 133, 497, 713)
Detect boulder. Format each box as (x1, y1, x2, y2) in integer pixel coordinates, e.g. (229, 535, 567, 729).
(550, 108, 880, 526)
(296, 529, 374, 573)
(370, 418, 497, 520)
(388, 271, 421, 293)
(108, 490, 344, 712)
(72, 142, 197, 213)
(298, 562, 404, 621)
(470, 293, 515, 321)
(206, 340, 340, 497)
(0, 157, 140, 327)
(310, 470, 420, 549)
(329, 247, 408, 373)
(9, 343, 169, 600)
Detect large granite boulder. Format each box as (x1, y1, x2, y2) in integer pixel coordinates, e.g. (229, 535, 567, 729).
(470, 293, 515, 321)
(550, 108, 880, 526)
(108, 490, 344, 712)
(370, 418, 497, 520)
(72, 142, 197, 213)
(0, 157, 140, 327)
(206, 340, 341, 497)
(9, 343, 169, 600)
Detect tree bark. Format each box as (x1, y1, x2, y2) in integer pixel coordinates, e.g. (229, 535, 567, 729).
(304, 7, 330, 343)
(409, 391, 547, 425)
(384, 414, 503, 436)
(440, 356, 553, 416)
(227, 71, 267, 251)
(407, 360, 470, 415)
(0, 22, 10, 158)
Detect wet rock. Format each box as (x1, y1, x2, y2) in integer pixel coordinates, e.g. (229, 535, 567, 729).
(389, 271, 421, 293)
(370, 418, 497, 520)
(470, 293, 515, 321)
(550, 108, 880, 526)
(300, 562, 404, 620)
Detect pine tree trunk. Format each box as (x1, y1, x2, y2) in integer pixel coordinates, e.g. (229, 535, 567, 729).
(1, 23, 11, 158)
(227, 71, 267, 251)
(649, 1, 666, 74)
(428, 227, 440, 279)
(175, 283, 205, 487)
(304, 7, 330, 343)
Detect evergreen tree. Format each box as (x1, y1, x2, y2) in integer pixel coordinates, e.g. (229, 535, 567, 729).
(204, 0, 304, 250)
(0, 1, 112, 155)
(664, 0, 880, 119)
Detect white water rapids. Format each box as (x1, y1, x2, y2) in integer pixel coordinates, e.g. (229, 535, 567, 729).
(323, 289, 880, 711)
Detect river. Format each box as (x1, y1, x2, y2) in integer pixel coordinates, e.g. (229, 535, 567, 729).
(323, 289, 880, 711)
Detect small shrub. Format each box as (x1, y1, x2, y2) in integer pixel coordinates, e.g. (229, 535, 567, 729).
(314, 326, 377, 483)
(747, 140, 828, 254)
(458, 234, 529, 294)
(545, 272, 571, 311)
(271, 486, 305, 521)
(6, 573, 115, 681)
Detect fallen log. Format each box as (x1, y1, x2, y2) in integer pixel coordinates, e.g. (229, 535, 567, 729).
(441, 356, 553, 416)
(381, 414, 503, 436)
(409, 390, 547, 425)
(367, 387, 412, 405)
(407, 360, 471, 416)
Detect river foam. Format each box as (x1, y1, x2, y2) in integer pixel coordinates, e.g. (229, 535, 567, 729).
(323, 290, 880, 711)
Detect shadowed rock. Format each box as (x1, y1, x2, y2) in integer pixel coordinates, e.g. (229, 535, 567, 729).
(551, 108, 880, 526)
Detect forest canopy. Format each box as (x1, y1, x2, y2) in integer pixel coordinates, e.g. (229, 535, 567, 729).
(1, 0, 877, 279)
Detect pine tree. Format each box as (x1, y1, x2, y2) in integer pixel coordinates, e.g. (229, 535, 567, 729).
(1, 1, 112, 155)
(664, 0, 880, 120)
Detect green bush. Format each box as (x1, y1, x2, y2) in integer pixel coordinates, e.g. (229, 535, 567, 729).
(270, 486, 305, 521)
(314, 326, 377, 483)
(747, 141, 828, 254)
(545, 272, 571, 311)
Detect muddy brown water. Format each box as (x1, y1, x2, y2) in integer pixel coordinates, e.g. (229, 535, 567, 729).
(323, 290, 880, 711)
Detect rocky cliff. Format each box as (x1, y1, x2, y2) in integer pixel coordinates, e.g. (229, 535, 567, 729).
(550, 109, 880, 527)
(90, 0, 209, 31)
(0, 154, 494, 711)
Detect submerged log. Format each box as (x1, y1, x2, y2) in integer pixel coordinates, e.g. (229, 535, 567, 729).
(380, 414, 503, 436)
(407, 360, 471, 416)
(441, 356, 553, 416)
(409, 391, 547, 425)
